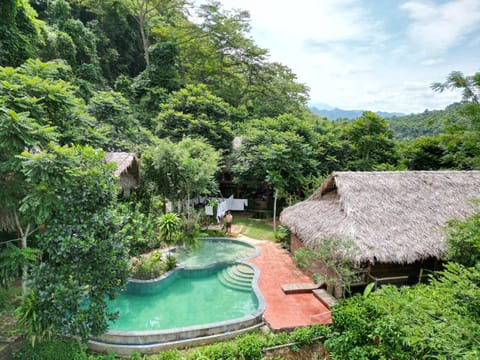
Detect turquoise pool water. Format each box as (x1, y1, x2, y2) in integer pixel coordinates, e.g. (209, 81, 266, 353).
(107, 239, 259, 331)
(175, 238, 257, 267)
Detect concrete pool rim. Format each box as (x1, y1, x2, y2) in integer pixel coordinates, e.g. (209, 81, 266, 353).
(88, 238, 265, 353)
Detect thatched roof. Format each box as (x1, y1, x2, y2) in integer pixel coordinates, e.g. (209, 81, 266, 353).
(104, 152, 140, 193)
(280, 171, 480, 265)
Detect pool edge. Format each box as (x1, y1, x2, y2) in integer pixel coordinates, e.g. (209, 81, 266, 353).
(88, 238, 265, 354)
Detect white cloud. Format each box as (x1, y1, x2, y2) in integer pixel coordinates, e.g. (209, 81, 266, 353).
(195, 1, 478, 113)
(420, 58, 445, 66)
(216, 0, 385, 44)
(401, 0, 480, 54)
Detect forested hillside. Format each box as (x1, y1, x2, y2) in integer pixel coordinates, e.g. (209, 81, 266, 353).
(386, 103, 468, 140)
(1, 1, 480, 358)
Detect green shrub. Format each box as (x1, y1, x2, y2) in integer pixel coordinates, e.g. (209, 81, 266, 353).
(155, 349, 183, 360)
(236, 333, 265, 360)
(275, 225, 290, 249)
(324, 264, 480, 359)
(12, 338, 88, 360)
(164, 254, 178, 271)
(191, 341, 238, 359)
(288, 324, 330, 351)
(264, 331, 290, 347)
(132, 252, 165, 280)
(0, 286, 20, 311)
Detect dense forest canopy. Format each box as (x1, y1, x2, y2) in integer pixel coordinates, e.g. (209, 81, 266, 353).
(1, 0, 479, 354)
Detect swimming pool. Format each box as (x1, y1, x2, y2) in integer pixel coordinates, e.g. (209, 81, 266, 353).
(90, 238, 265, 355)
(174, 237, 258, 267)
(108, 264, 258, 331)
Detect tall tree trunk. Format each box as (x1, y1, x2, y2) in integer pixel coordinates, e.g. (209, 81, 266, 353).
(139, 17, 150, 66)
(14, 210, 30, 296)
(273, 189, 278, 233)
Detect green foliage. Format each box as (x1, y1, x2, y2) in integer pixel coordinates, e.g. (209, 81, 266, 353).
(155, 349, 183, 360)
(293, 247, 318, 269)
(155, 84, 234, 151)
(288, 324, 331, 351)
(235, 332, 264, 360)
(324, 263, 480, 359)
(143, 137, 221, 203)
(131, 250, 166, 280)
(0, 244, 39, 288)
(118, 202, 161, 254)
(159, 212, 182, 248)
(445, 209, 480, 267)
(0, 285, 20, 311)
(275, 224, 290, 248)
(16, 144, 130, 342)
(165, 254, 178, 271)
(0, 0, 44, 67)
(0, 59, 104, 146)
(387, 104, 464, 140)
(87, 90, 154, 151)
(293, 240, 359, 292)
(190, 340, 238, 360)
(342, 111, 399, 170)
(232, 114, 320, 197)
(12, 337, 87, 360)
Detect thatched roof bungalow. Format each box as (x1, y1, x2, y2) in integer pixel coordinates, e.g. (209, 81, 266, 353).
(280, 171, 480, 292)
(104, 152, 140, 195)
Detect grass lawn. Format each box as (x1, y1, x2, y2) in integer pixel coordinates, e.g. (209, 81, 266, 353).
(234, 214, 277, 241)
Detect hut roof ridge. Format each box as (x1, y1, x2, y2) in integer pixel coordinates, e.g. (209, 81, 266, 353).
(281, 170, 480, 264)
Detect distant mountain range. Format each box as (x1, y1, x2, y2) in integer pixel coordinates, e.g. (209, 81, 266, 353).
(309, 104, 404, 120)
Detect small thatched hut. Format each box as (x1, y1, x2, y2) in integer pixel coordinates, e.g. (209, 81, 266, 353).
(104, 152, 140, 195)
(280, 171, 480, 294)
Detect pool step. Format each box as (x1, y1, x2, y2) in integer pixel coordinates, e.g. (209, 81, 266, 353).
(218, 264, 254, 291)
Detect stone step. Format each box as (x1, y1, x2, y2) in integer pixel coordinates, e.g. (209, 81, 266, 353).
(312, 289, 338, 309)
(218, 264, 254, 291)
(225, 264, 254, 281)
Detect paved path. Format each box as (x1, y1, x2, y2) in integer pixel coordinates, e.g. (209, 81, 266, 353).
(244, 240, 332, 331)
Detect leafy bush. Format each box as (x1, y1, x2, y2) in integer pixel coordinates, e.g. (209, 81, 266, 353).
(118, 202, 161, 255)
(445, 210, 480, 267)
(0, 286, 20, 311)
(12, 338, 87, 360)
(288, 324, 330, 348)
(131, 251, 165, 280)
(324, 263, 480, 359)
(189, 341, 238, 359)
(155, 349, 183, 360)
(165, 254, 178, 271)
(275, 225, 290, 249)
(236, 332, 265, 360)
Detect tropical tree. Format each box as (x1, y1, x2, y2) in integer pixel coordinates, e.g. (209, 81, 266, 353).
(342, 111, 399, 170)
(16, 144, 130, 342)
(86, 90, 155, 151)
(232, 114, 319, 229)
(155, 84, 234, 151)
(0, 107, 55, 295)
(143, 137, 221, 212)
(0, 0, 44, 67)
(0, 59, 105, 146)
(128, 0, 187, 66)
(428, 70, 480, 169)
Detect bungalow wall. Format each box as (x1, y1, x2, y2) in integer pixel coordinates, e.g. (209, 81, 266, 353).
(368, 258, 441, 287)
(290, 233, 442, 297)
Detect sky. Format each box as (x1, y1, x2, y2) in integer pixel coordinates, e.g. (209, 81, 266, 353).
(197, 0, 480, 114)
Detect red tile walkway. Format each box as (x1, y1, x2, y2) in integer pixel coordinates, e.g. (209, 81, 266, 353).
(246, 240, 332, 331)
